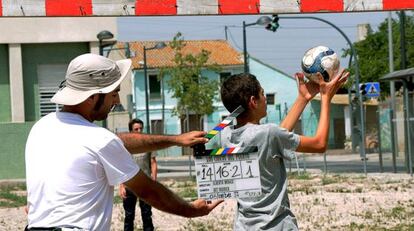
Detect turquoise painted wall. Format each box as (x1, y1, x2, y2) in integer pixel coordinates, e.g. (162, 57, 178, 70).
(21, 43, 89, 121)
(0, 122, 35, 179)
(309, 101, 345, 148)
(249, 58, 299, 126)
(0, 45, 11, 122)
(133, 67, 243, 156)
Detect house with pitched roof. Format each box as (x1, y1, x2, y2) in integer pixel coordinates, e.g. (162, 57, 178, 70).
(116, 40, 318, 156)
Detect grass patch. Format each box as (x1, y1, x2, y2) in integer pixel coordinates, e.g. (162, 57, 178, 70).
(179, 219, 227, 231)
(289, 185, 317, 195)
(322, 177, 339, 185)
(288, 172, 312, 180)
(387, 223, 414, 231)
(389, 206, 405, 219)
(0, 191, 26, 207)
(0, 183, 27, 208)
(355, 187, 363, 193)
(173, 179, 198, 198)
(113, 195, 122, 204)
(177, 186, 198, 198)
(348, 222, 365, 230)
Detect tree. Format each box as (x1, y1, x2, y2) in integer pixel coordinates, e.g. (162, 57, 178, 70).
(343, 12, 414, 95)
(161, 32, 221, 130)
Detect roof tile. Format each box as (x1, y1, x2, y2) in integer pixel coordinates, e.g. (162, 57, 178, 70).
(118, 40, 243, 69)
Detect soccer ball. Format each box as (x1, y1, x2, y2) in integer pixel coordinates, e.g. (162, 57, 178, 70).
(301, 45, 340, 83)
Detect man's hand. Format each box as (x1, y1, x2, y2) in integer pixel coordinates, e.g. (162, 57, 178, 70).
(175, 131, 209, 147)
(318, 68, 349, 101)
(296, 72, 320, 102)
(187, 199, 224, 217)
(119, 184, 127, 200)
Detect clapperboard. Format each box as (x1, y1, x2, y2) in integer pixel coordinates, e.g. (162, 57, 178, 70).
(192, 106, 262, 200)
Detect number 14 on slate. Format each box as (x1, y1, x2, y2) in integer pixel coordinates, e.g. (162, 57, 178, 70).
(200, 160, 256, 181)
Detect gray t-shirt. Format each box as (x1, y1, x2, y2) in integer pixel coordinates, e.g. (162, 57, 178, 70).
(219, 123, 300, 231)
(132, 152, 156, 176)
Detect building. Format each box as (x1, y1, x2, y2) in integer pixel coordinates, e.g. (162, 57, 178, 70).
(0, 17, 117, 180)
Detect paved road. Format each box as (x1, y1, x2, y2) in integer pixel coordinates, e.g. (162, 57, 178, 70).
(157, 152, 409, 178)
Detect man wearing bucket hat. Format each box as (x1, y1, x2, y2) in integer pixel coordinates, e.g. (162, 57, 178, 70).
(25, 53, 222, 231)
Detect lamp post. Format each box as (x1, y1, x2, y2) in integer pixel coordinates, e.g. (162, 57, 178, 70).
(143, 42, 166, 134)
(243, 16, 272, 73)
(96, 30, 116, 129)
(97, 30, 116, 56)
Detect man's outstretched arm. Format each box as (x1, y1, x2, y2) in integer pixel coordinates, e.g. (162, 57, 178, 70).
(125, 170, 223, 218)
(117, 131, 208, 153)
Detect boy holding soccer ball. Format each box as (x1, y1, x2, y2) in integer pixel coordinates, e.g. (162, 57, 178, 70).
(219, 68, 348, 230)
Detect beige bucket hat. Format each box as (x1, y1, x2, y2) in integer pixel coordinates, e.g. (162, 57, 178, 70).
(51, 53, 132, 105)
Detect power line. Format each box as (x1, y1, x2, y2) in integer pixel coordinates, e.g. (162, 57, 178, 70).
(226, 27, 243, 50)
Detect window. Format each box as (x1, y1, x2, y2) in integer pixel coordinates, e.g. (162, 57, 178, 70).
(149, 74, 161, 100)
(220, 72, 231, 83)
(37, 64, 67, 117)
(266, 93, 275, 105)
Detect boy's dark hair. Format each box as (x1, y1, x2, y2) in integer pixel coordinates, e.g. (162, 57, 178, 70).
(128, 118, 144, 132)
(220, 73, 261, 117)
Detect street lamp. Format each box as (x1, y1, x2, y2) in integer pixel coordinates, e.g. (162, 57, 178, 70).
(143, 42, 166, 134)
(243, 16, 272, 73)
(96, 30, 116, 129)
(97, 30, 116, 56)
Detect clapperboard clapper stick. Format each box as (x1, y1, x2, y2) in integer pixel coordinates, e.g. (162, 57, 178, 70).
(192, 106, 258, 156)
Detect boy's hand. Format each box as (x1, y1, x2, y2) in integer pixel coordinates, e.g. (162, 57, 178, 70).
(295, 72, 320, 101)
(318, 68, 349, 101)
(175, 131, 209, 147)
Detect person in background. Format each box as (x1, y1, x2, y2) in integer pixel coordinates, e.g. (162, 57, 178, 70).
(119, 118, 157, 231)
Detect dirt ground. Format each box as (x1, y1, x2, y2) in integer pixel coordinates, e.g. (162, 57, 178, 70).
(1, 172, 413, 230)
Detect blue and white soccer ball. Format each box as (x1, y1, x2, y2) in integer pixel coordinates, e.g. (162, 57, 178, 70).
(301, 45, 340, 83)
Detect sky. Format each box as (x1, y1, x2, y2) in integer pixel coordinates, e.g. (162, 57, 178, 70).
(117, 11, 392, 76)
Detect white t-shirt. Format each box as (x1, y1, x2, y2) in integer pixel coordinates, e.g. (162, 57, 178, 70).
(25, 112, 139, 230)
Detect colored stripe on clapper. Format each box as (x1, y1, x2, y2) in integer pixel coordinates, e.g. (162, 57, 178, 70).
(205, 146, 258, 156)
(205, 105, 244, 140)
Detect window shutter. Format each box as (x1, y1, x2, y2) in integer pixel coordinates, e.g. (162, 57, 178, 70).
(37, 64, 67, 117)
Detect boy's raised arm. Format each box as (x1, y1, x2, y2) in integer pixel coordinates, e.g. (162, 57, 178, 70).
(280, 72, 319, 131)
(296, 69, 349, 153)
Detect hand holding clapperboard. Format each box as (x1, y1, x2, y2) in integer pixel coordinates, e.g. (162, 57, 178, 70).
(192, 106, 262, 200)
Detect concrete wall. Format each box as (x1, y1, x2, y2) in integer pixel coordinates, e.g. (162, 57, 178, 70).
(0, 18, 117, 44)
(0, 122, 35, 180)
